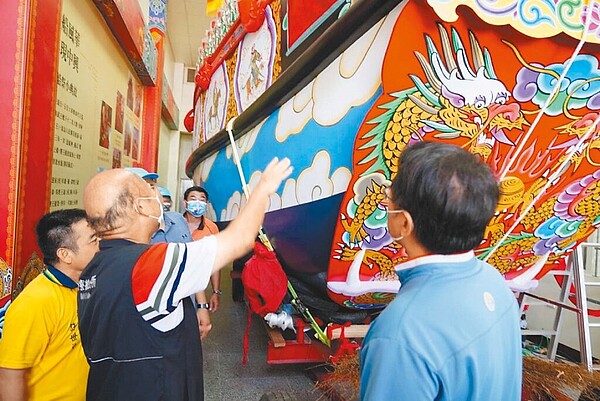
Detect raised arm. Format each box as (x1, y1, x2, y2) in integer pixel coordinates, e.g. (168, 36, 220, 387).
(212, 157, 292, 271)
(130, 158, 293, 316)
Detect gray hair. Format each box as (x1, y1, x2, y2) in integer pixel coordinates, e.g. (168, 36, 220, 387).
(88, 188, 135, 235)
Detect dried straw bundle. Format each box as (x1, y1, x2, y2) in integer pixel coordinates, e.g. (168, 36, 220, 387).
(523, 356, 600, 400)
(315, 353, 600, 401)
(314, 354, 360, 400)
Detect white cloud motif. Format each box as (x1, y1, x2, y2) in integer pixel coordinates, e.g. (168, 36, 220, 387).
(220, 169, 283, 220)
(276, 84, 314, 142)
(226, 118, 265, 160)
(220, 151, 352, 219)
(352, 173, 390, 205)
(274, 5, 402, 140)
(281, 151, 352, 208)
(247, 170, 282, 213)
(281, 179, 299, 208)
(197, 152, 218, 183)
(313, 7, 401, 126)
(221, 191, 244, 221)
(331, 167, 351, 193)
(206, 202, 218, 221)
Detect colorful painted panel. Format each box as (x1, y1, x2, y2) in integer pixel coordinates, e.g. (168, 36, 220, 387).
(203, 63, 230, 139)
(0, 258, 12, 301)
(193, 98, 205, 148)
(194, 5, 403, 278)
(0, 296, 9, 337)
(327, 0, 600, 309)
(428, 0, 600, 44)
(192, 0, 600, 316)
(234, 6, 277, 112)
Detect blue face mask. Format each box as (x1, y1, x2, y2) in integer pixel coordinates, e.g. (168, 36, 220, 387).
(186, 200, 207, 217)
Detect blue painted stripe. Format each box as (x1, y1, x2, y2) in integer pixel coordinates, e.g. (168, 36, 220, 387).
(286, 0, 347, 55)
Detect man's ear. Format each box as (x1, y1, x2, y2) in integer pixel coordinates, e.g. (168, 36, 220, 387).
(397, 210, 415, 239)
(56, 247, 72, 264)
(134, 198, 145, 212)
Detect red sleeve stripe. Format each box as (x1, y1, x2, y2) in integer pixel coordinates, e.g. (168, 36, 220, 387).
(131, 243, 169, 305)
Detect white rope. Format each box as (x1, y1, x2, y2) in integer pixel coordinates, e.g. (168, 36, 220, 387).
(225, 117, 273, 250)
(226, 117, 251, 200)
(484, 112, 600, 262)
(484, 2, 597, 262)
(498, 1, 595, 180)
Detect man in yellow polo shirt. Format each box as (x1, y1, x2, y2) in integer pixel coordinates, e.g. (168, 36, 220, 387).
(0, 209, 99, 401)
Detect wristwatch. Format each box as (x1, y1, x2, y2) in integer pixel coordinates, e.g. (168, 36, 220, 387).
(213, 289, 223, 295)
(197, 303, 210, 310)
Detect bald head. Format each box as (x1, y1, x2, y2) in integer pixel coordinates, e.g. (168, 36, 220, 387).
(83, 169, 153, 237)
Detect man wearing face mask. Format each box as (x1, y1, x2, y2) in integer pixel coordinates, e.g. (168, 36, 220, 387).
(157, 186, 173, 212)
(124, 170, 213, 335)
(359, 142, 521, 401)
(183, 186, 218, 240)
(183, 186, 222, 312)
(78, 158, 292, 401)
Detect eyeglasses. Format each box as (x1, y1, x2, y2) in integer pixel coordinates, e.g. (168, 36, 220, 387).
(384, 187, 392, 203)
(384, 187, 404, 213)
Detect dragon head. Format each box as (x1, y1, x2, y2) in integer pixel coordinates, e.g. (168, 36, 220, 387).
(413, 25, 527, 159)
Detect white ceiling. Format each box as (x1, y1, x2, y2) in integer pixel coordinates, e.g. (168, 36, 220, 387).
(167, 0, 212, 67)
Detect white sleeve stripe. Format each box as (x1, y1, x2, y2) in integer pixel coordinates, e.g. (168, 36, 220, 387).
(142, 244, 186, 314)
(168, 237, 217, 303)
(135, 238, 217, 326)
(149, 303, 185, 332)
(150, 244, 181, 310)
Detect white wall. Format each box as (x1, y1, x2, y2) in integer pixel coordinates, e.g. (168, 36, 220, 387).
(157, 119, 180, 198)
(156, 29, 182, 205)
(179, 67, 196, 133)
(162, 33, 175, 87)
(138, 0, 150, 23)
(525, 230, 600, 359)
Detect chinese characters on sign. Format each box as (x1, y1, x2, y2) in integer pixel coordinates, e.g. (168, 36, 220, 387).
(50, 0, 147, 211)
(51, 14, 84, 210)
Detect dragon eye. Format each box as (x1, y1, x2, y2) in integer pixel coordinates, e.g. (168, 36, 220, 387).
(495, 94, 508, 105)
(475, 100, 485, 109)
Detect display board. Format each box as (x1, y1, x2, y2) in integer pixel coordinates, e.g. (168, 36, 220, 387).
(50, 0, 143, 210)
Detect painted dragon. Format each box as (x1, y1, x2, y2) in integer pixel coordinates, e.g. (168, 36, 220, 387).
(329, 22, 600, 308)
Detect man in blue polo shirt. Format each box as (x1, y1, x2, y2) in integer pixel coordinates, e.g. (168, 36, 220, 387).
(150, 185, 213, 339)
(157, 186, 173, 212)
(360, 142, 522, 400)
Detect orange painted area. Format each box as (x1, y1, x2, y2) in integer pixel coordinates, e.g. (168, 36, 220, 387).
(327, 0, 600, 309)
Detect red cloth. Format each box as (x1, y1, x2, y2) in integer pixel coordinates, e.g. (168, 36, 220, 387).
(241, 241, 288, 364)
(242, 241, 288, 317)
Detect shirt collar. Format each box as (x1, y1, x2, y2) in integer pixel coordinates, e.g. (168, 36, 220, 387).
(43, 265, 78, 289)
(99, 238, 137, 250)
(152, 214, 174, 238)
(394, 250, 475, 272)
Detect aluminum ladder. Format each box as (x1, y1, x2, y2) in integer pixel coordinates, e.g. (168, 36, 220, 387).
(518, 243, 600, 371)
